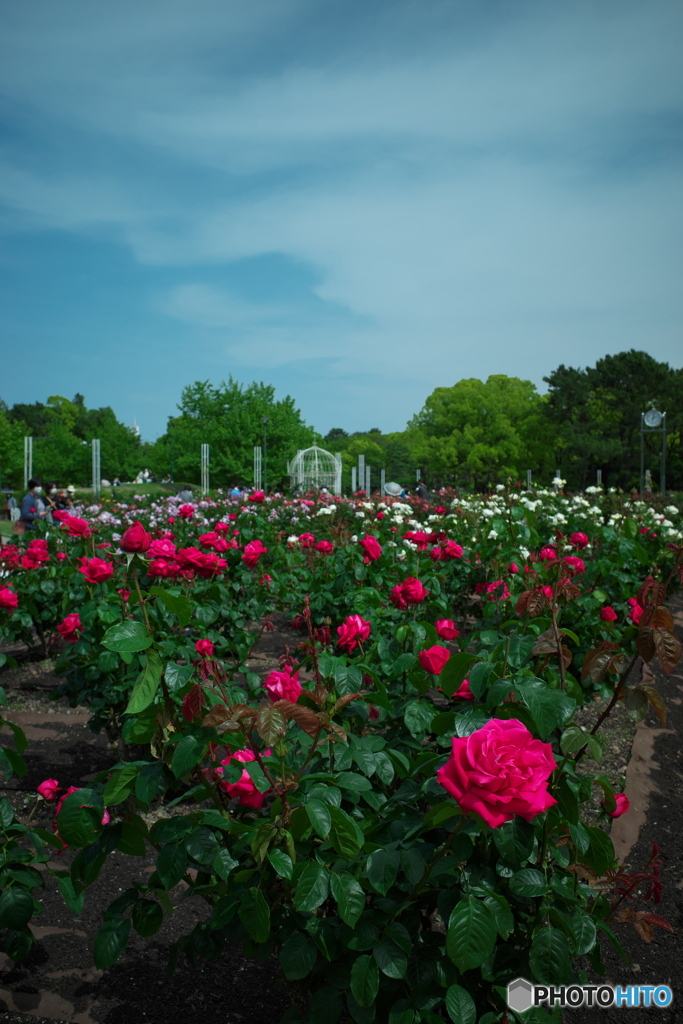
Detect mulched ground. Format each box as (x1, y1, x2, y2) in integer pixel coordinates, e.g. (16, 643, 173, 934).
(1, 608, 682, 1024)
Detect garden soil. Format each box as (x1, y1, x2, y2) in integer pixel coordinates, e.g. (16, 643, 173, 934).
(1, 610, 682, 1024)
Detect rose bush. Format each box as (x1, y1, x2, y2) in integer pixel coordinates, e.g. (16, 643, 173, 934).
(0, 485, 681, 1022)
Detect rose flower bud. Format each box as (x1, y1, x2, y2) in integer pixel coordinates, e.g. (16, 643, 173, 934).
(37, 778, 61, 801)
(604, 793, 630, 818)
(418, 645, 451, 675)
(120, 520, 152, 553)
(195, 639, 215, 658)
(600, 605, 619, 623)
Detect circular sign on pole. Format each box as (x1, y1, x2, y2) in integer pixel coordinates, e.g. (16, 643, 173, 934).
(644, 409, 663, 428)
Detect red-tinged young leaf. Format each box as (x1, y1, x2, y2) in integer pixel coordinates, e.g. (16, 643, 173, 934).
(621, 686, 649, 722)
(633, 918, 653, 942)
(527, 590, 549, 617)
(531, 629, 559, 656)
(653, 629, 682, 675)
(651, 606, 674, 630)
(636, 627, 656, 663)
(181, 685, 205, 723)
(640, 686, 668, 727)
(256, 705, 287, 746)
(202, 706, 229, 728)
(330, 691, 367, 714)
(272, 699, 321, 737)
(635, 911, 674, 932)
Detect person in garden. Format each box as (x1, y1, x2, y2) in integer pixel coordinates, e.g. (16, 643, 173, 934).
(416, 479, 429, 500)
(20, 477, 49, 527)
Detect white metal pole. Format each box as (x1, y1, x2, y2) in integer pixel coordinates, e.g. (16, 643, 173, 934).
(24, 436, 33, 490)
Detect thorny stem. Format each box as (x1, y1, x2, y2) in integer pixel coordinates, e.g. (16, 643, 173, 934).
(550, 579, 567, 691)
(131, 562, 151, 632)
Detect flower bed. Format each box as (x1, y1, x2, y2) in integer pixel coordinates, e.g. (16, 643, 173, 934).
(1, 486, 681, 1024)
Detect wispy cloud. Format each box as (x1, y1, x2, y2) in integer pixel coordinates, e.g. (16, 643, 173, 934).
(1, 0, 681, 438)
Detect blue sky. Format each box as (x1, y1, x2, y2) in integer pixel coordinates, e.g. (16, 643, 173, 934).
(1, 0, 682, 441)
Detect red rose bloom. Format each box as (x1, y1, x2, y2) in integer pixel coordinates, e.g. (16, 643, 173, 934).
(249, 491, 265, 503)
(264, 665, 302, 702)
(400, 577, 429, 604)
(570, 532, 590, 550)
(436, 718, 557, 828)
(57, 613, 83, 643)
(217, 748, 270, 807)
(315, 540, 334, 555)
(435, 619, 460, 640)
(62, 517, 92, 538)
(600, 605, 618, 622)
(178, 504, 195, 519)
(37, 778, 60, 801)
(120, 520, 152, 553)
(195, 638, 215, 658)
(148, 538, 177, 559)
(418, 645, 451, 675)
(538, 546, 557, 562)
(0, 587, 19, 610)
(562, 555, 585, 576)
(242, 540, 268, 567)
(605, 793, 630, 818)
(78, 557, 114, 584)
(359, 535, 382, 563)
(453, 679, 475, 702)
(337, 614, 372, 652)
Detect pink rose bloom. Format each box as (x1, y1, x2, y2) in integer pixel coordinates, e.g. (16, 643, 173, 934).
(337, 614, 372, 652)
(299, 533, 316, 548)
(605, 793, 630, 818)
(563, 555, 585, 576)
(315, 540, 334, 555)
(118, 589, 131, 602)
(627, 598, 645, 625)
(435, 619, 460, 640)
(0, 587, 19, 610)
(57, 613, 83, 643)
(217, 748, 271, 808)
(178, 504, 195, 519)
(249, 491, 265, 503)
(148, 538, 177, 559)
(37, 778, 60, 801)
(485, 580, 510, 602)
(55, 552, 68, 561)
(453, 679, 475, 702)
(264, 665, 302, 702)
(242, 539, 268, 567)
(418, 645, 451, 675)
(570, 532, 590, 550)
(359, 535, 382, 563)
(62, 517, 92, 539)
(600, 606, 619, 623)
(436, 718, 557, 828)
(78, 557, 114, 584)
(120, 520, 152, 553)
(195, 638, 215, 658)
(508, 562, 520, 574)
(538, 546, 557, 562)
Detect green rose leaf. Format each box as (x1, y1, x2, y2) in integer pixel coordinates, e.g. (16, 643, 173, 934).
(445, 984, 477, 1024)
(93, 917, 131, 969)
(125, 649, 163, 714)
(330, 872, 365, 929)
(446, 896, 496, 972)
(102, 620, 153, 653)
(239, 888, 270, 942)
(350, 954, 380, 1007)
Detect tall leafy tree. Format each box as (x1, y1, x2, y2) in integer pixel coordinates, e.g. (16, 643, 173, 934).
(408, 375, 554, 489)
(543, 350, 682, 490)
(159, 378, 315, 489)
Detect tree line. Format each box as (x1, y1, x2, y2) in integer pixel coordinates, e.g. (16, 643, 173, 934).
(1, 351, 680, 493)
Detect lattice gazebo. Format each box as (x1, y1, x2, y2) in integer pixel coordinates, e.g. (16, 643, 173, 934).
(288, 445, 342, 494)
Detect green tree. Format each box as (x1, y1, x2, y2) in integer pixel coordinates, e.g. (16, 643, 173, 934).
(157, 378, 315, 490)
(408, 375, 554, 489)
(543, 350, 682, 491)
